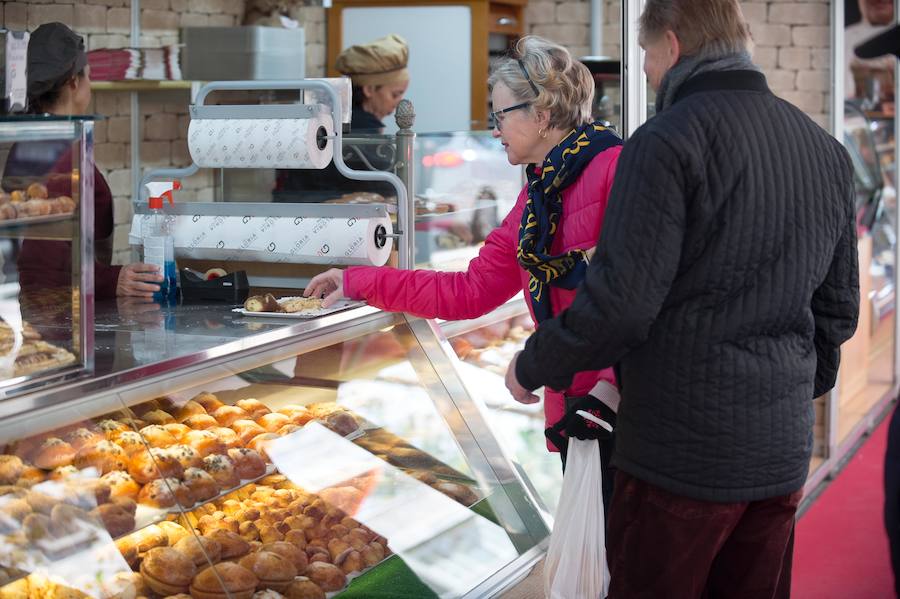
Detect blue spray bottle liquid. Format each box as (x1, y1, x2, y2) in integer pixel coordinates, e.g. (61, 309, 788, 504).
(142, 181, 181, 302)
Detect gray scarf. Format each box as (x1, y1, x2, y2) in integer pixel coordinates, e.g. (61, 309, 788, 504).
(655, 50, 759, 113)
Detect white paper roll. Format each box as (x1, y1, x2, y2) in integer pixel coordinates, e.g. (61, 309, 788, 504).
(308, 77, 352, 125)
(130, 213, 394, 266)
(187, 108, 334, 169)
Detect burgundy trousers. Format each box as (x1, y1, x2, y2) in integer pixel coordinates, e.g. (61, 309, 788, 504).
(607, 471, 801, 599)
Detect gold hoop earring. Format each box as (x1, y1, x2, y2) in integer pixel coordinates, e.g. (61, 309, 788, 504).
(539, 127, 548, 139)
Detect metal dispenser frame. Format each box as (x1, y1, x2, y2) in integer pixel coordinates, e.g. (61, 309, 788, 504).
(139, 80, 416, 277)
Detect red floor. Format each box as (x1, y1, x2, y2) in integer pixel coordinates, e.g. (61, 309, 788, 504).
(792, 410, 895, 598)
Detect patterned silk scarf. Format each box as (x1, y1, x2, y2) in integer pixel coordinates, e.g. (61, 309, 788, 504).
(517, 122, 622, 323)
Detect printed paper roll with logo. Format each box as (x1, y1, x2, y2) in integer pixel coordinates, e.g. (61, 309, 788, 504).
(187, 109, 334, 169)
(130, 213, 394, 266)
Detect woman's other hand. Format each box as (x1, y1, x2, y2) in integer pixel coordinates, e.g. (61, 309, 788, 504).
(304, 268, 347, 307)
(116, 263, 163, 299)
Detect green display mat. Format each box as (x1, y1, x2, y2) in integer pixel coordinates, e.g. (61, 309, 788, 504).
(337, 555, 439, 599)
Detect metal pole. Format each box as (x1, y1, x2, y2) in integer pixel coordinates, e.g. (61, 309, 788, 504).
(394, 100, 416, 270)
(590, 0, 604, 56)
(830, 0, 844, 140)
(130, 0, 141, 206)
(622, 0, 647, 138)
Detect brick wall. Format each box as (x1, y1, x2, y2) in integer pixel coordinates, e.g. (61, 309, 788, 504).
(523, 1, 832, 129)
(1, 1, 327, 264)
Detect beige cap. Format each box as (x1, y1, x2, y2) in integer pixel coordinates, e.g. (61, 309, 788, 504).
(335, 34, 409, 86)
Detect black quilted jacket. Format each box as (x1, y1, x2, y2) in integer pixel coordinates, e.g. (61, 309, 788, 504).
(516, 70, 859, 502)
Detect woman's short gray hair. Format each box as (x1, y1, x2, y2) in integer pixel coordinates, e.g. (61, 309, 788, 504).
(488, 36, 594, 131)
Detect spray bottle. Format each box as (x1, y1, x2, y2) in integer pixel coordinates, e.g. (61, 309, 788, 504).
(143, 181, 181, 302)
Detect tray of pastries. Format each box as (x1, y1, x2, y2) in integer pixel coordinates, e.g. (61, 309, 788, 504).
(0, 183, 76, 224)
(0, 319, 76, 380)
(236, 295, 364, 319)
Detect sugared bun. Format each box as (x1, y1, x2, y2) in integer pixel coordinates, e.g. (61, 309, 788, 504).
(182, 467, 220, 502)
(74, 440, 128, 474)
(96, 419, 129, 440)
(0, 455, 24, 484)
(138, 477, 194, 508)
(64, 428, 103, 451)
(112, 431, 146, 455)
(192, 392, 224, 412)
(212, 406, 249, 428)
(174, 400, 208, 423)
(101, 471, 141, 500)
(167, 444, 203, 470)
(227, 448, 267, 479)
(236, 399, 270, 420)
(32, 438, 76, 470)
(184, 430, 227, 457)
(183, 414, 219, 430)
(129, 448, 184, 484)
(202, 454, 240, 489)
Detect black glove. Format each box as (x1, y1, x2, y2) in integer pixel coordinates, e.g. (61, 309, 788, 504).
(563, 395, 616, 441)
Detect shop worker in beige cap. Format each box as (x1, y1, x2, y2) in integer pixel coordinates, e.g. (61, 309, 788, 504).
(335, 34, 410, 131)
(273, 34, 409, 201)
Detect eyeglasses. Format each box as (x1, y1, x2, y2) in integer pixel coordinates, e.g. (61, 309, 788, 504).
(490, 102, 530, 131)
(517, 59, 540, 97)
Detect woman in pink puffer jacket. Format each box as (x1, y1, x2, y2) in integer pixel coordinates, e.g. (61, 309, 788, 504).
(306, 36, 622, 507)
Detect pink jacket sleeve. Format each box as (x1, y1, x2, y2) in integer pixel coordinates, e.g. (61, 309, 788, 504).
(343, 193, 526, 321)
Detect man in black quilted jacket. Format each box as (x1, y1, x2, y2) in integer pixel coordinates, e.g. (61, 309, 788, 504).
(504, 0, 859, 597)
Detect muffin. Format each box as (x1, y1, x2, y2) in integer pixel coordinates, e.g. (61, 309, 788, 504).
(228, 448, 267, 479)
(32, 438, 76, 470)
(182, 467, 220, 502)
(73, 440, 128, 474)
(202, 454, 240, 489)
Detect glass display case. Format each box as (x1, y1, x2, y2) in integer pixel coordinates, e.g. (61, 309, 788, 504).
(0, 116, 95, 399)
(0, 306, 549, 598)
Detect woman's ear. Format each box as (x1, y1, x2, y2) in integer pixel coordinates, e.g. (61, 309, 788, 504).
(534, 108, 551, 129)
(361, 84, 376, 99)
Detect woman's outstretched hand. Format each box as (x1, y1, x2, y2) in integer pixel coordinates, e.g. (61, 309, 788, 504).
(304, 268, 347, 307)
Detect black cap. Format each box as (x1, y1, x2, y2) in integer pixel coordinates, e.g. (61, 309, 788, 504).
(27, 22, 87, 97)
(855, 24, 900, 59)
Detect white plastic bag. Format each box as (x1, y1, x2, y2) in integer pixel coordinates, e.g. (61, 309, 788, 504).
(544, 432, 610, 599)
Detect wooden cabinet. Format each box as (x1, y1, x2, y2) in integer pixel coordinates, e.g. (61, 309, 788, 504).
(327, 0, 525, 131)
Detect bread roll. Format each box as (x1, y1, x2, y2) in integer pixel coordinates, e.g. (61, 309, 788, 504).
(173, 534, 222, 566)
(183, 414, 220, 430)
(163, 423, 193, 442)
(235, 399, 271, 420)
(0, 455, 24, 485)
(183, 430, 226, 457)
(138, 478, 194, 509)
(238, 551, 297, 592)
(140, 546, 197, 596)
(283, 577, 326, 599)
(261, 541, 308, 575)
(64, 428, 103, 452)
(96, 419, 130, 440)
(129, 448, 184, 484)
(190, 562, 258, 599)
(211, 426, 242, 449)
(232, 420, 267, 446)
(139, 425, 178, 448)
(209, 529, 251, 560)
(142, 410, 176, 426)
(256, 413, 290, 434)
(91, 502, 135, 537)
(101, 471, 141, 501)
(212, 406, 249, 428)
(304, 562, 346, 592)
(26, 182, 48, 199)
(174, 400, 208, 423)
(192, 392, 224, 412)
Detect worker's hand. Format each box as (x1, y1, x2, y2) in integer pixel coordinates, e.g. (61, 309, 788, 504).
(506, 352, 540, 404)
(116, 263, 163, 299)
(304, 268, 347, 308)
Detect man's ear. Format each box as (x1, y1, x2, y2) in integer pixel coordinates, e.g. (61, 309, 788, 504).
(665, 30, 681, 68)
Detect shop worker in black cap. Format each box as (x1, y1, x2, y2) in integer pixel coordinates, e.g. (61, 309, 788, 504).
(5, 22, 163, 301)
